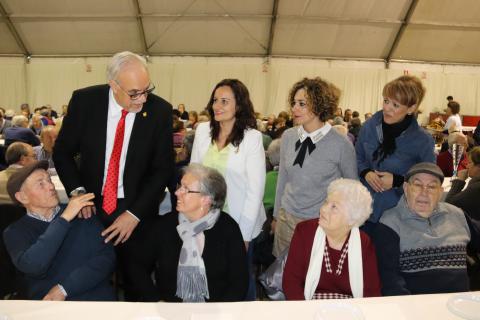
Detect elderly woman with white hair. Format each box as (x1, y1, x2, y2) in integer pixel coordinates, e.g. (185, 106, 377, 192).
(283, 179, 381, 300)
(131, 163, 248, 302)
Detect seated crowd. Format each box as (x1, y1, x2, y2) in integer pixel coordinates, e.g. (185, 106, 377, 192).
(1, 57, 480, 304)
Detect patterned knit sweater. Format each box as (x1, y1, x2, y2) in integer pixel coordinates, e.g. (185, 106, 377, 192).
(374, 196, 480, 295)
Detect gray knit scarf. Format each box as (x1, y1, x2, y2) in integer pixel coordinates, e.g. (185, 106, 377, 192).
(176, 209, 221, 302)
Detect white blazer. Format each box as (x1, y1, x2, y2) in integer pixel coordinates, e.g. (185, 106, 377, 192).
(191, 122, 266, 241)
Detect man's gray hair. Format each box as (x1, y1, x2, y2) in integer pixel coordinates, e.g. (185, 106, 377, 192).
(267, 138, 281, 167)
(327, 178, 372, 227)
(183, 163, 227, 210)
(106, 51, 147, 82)
(11, 115, 28, 127)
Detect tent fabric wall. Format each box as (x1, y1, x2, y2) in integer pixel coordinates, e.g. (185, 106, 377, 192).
(0, 56, 479, 125)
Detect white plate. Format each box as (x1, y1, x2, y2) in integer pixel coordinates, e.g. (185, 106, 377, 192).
(447, 293, 480, 320)
(314, 302, 364, 320)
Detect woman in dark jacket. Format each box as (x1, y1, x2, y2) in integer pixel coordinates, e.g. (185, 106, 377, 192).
(131, 164, 248, 302)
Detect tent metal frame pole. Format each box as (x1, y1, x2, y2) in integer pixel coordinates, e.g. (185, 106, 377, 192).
(0, 0, 30, 56)
(266, 0, 279, 58)
(132, 0, 149, 56)
(385, 0, 418, 68)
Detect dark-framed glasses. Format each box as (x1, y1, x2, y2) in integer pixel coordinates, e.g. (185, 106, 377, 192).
(409, 182, 441, 195)
(176, 183, 202, 195)
(115, 81, 155, 100)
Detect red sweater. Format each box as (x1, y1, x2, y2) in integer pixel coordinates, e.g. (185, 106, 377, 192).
(283, 219, 381, 300)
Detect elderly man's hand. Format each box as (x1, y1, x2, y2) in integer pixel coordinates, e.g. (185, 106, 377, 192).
(72, 194, 96, 219)
(101, 212, 139, 245)
(61, 193, 96, 222)
(43, 285, 66, 301)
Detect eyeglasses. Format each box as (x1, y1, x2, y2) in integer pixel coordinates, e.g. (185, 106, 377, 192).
(176, 183, 202, 195)
(115, 81, 155, 100)
(409, 182, 441, 195)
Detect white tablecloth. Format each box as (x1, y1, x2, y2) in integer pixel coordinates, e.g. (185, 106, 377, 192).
(0, 292, 478, 320)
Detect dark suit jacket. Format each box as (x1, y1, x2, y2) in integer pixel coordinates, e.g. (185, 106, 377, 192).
(53, 84, 174, 222)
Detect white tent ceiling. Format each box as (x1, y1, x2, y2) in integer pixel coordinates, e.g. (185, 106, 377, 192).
(1, 0, 480, 64)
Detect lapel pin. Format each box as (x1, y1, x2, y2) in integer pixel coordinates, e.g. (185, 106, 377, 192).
(143, 112, 147, 117)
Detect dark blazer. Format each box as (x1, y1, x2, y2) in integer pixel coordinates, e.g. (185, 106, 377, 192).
(4, 126, 40, 147)
(445, 176, 480, 221)
(131, 212, 249, 302)
(53, 84, 174, 222)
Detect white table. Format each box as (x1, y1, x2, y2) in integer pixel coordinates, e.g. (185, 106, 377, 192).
(0, 292, 477, 320)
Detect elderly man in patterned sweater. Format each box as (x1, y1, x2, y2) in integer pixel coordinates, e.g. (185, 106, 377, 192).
(374, 162, 480, 295)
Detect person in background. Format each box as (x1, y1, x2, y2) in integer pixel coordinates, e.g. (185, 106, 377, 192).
(190, 78, 266, 300)
(272, 77, 357, 258)
(20, 103, 31, 120)
(4, 115, 40, 147)
(33, 125, 58, 170)
(264, 138, 281, 212)
(0, 142, 36, 204)
(374, 162, 480, 296)
(443, 101, 462, 132)
(334, 107, 343, 118)
(446, 146, 480, 221)
(355, 75, 435, 232)
(283, 179, 380, 300)
(30, 114, 44, 136)
(436, 131, 469, 177)
(178, 104, 189, 121)
(349, 117, 362, 141)
(0, 109, 12, 135)
(187, 110, 198, 129)
(364, 112, 372, 121)
(130, 164, 248, 302)
(3, 161, 116, 301)
(343, 108, 352, 124)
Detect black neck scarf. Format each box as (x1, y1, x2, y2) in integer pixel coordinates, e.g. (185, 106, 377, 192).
(373, 114, 413, 165)
(293, 137, 316, 168)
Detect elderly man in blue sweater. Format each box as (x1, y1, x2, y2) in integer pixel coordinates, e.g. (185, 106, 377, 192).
(3, 160, 116, 301)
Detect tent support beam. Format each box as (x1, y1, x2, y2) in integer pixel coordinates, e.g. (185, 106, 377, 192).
(385, 0, 418, 68)
(0, 0, 30, 56)
(132, 0, 149, 56)
(266, 0, 279, 58)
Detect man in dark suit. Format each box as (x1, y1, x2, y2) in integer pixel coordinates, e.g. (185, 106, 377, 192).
(53, 51, 174, 300)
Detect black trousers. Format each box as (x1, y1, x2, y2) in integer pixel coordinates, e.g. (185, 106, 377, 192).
(95, 198, 150, 301)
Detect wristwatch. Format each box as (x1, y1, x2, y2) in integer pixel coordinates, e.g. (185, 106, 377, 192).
(70, 187, 86, 197)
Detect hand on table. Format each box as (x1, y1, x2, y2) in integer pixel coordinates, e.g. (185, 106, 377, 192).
(42, 285, 66, 301)
(101, 211, 139, 245)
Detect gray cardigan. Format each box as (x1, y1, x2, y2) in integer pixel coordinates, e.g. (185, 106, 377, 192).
(274, 126, 358, 220)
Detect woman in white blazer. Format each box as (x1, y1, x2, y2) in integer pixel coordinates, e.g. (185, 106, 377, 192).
(190, 79, 266, 301)
(190, 79, 266, 245)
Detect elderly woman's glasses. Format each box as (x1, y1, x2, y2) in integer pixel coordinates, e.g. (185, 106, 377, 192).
(115, 81, 155, 100)
(176, 183, 202, 195)
(409, 182, 441, 195)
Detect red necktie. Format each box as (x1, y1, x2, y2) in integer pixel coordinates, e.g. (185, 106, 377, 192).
(102, 110, 128, 215)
